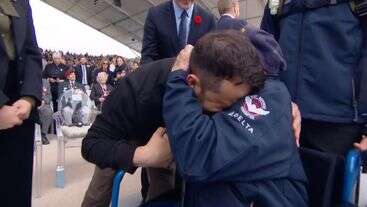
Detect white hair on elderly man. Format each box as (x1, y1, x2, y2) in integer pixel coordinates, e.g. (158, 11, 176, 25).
(52, 51, 62, 59)
(97, 71, 108, 84)
(217, 0, 239, 15)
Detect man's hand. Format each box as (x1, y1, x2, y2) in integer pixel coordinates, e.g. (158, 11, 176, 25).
(291, 102, 301, 147)
(99, 97, 105, 103)
(0, 105, 23, 130)
(354, 135, 367, 151)
(133, 127, 173, 168)
(57, 78, 64, 83)
(48, 78, 56, 83)
(12, 97, 35, 121)
(172, 45, 194, 71)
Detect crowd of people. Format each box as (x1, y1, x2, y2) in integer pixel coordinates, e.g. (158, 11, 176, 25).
(0, 0, 366, 207)
(38, 50, 141, 144)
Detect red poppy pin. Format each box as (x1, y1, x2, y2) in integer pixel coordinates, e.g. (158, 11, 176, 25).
(194, 15, 202, 25)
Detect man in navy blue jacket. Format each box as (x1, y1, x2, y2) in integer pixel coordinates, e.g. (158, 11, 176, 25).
(163, 31, 308, 207)
(261, 0, 367, 156)
(141, 0, 216, 65)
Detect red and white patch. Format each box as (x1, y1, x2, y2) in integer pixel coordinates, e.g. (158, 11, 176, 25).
(241, 95, 270, 120)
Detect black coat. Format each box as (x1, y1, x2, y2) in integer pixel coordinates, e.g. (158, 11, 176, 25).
(0, 1, 42, 206)
(89, 83, 113, 109)
(82, 58, 174, 173)
(140, 1, 216, 65)
(0, 0, 42, 107)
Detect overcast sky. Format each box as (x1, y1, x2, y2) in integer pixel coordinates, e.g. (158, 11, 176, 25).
(29, 0, 140, 58)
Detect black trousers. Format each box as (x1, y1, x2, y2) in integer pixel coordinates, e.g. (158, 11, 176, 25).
(0, 121, 34, 207)
(300, 119, 364, 156)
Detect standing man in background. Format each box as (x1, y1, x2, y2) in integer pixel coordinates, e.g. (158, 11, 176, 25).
(261, 1, 367, 205)
(0, 0, 42, 206)
(140, 0, 216, 64)
(216, 0, 247, 29)
(261, 0, 367, 157)
(43, 51, 66, 112)
(75, 56, 92, 88)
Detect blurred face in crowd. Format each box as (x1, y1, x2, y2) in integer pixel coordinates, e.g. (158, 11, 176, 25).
(60, 58, 67, 65)
(111, 57, 117, 65)
(68, 72, 76, 81)
(174, 0, 194, 10)
(97, 72, 108, 84)
(132, 62, 139, 70)
(101, 60, 109, 71)
(53, 54, 61, 65)
(117, 57, 124, 66)
(80, 57, 87, 65)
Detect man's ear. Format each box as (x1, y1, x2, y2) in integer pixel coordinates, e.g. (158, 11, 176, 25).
(186, 74, 202, 97)
(186, 74, 200, 89)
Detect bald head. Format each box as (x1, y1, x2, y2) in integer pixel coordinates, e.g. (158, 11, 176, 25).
(217, 0, 239, 17)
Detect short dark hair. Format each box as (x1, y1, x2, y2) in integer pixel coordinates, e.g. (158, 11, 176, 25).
(190, 30, 266, 92)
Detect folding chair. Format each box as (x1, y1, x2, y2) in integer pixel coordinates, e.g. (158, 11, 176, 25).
(341, 149, 362, 206)
(111, 169, 179, 207)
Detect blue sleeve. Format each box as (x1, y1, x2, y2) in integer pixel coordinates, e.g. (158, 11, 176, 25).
(260, 4, 280, 40)
(163, 71, 258, 182)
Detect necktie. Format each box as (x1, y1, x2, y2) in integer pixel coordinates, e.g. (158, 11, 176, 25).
(178, 10, 188, 51)
(82, 65, 87, 85)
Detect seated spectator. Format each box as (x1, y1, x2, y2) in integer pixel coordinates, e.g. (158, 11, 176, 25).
(38, 79, 53, 145)
(90, 72, 113, 110)
(58, 68, 85, 95)
(163, 32, 308, 207)
(92, 58, 113, 85)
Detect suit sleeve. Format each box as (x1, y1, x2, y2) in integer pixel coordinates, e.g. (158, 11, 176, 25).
(163, 71, 258, 182)
(20, 1, 42, 107)
(81, 78, 139, 174)
(141, 8, 159, 65)
(260, 4, 280, 39)
(0, 92, 9, 107)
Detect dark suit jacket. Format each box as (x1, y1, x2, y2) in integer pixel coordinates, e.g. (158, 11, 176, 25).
(82, 58, 175, 173)
(90, 83, 113, 109)
(0, 0, 42, 108)
(217, 15, 248, 31)
(141, 1, 216, 64)
(75, 64, 92, 85)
